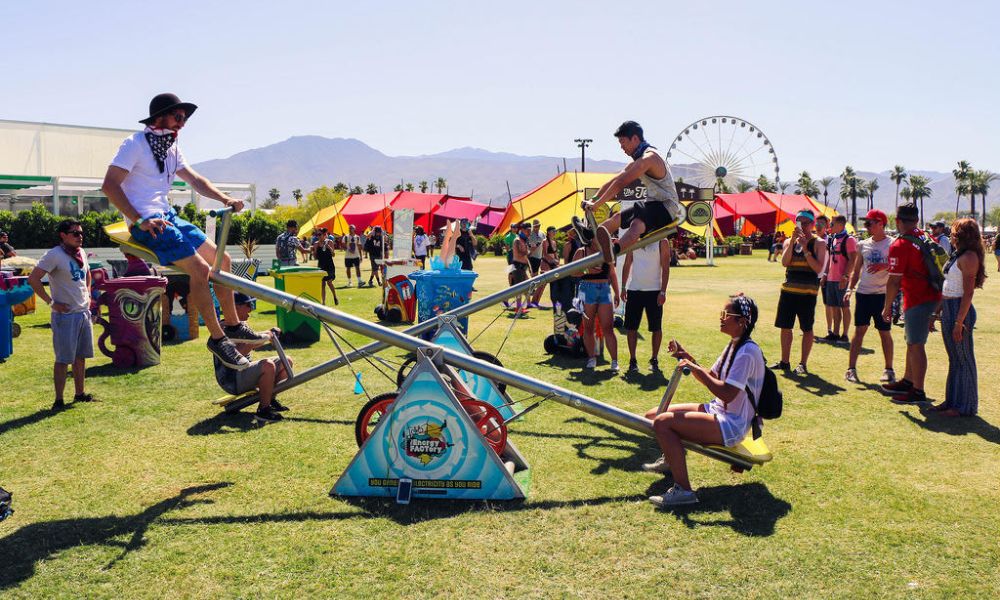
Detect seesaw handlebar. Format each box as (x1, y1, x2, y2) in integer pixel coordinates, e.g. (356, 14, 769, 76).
(208, 206, 235, 218)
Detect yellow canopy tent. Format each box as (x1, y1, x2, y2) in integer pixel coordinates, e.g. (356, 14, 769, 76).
(300, 196, 351, 237)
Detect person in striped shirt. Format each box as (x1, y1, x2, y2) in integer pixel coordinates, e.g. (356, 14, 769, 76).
(772, 210, 828, 374)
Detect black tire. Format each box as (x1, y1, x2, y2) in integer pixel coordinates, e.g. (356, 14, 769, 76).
(355, 391, 399, 447)
(161, 323, 176, 342)
(543, 334, 560, 354)
(387, 308, 402, 322)
(11, 322, 21, 338)
(394, 350, 507, 393)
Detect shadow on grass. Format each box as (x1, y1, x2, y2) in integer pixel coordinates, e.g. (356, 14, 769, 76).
(186, 411, 353, 436)
(0, 482, 233, 591)
(900, 410, 1000, 446)
(516, 417, 656, 474)
(84, 363, 145, 378)
(779, 371, 845, 398)
(0, 403, 78, 436)
(620, 369, 668, 391)
(643, 480, 791, 536)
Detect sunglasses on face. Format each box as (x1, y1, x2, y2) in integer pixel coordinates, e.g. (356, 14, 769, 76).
(170, 110, 187, 122)
(66, 230, 84, 237)
(720, 310, 743, 320)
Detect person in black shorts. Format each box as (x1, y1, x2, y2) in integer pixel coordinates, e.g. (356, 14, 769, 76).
(311, 228, 338, 305)
(620, 238, 671, 374)
(364, 226, 385, 287)
(773, 210, 827, 374)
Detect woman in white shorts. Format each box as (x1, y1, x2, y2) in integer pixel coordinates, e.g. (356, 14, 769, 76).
(644, 294, 764, 506)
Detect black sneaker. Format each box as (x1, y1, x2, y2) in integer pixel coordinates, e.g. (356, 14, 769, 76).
(891, 388, 928, 405)
(270, 398, 289, 412)
(223, 322, 270, 347)
(207, 336, 251, 370)
(769, 361, 791, 371)
(51, 398, 65, 410)
(73, 393, 96, 402)
(821, 332, 838, 343)
(837, 335, 850, 344)
(626, 360, 639, 374)
(649, 358, 661, 372)
(254, 407, 283, 423)
(571, 216, 595, 245)
(881, 378, 912, 394)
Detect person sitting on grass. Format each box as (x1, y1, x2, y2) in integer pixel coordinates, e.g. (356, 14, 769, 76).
(643, 294, 764, 507)
(214, 293, 293, 423)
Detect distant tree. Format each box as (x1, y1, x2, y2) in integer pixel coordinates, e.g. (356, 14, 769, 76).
(953, 160, 973, 217)
(419, 180, 429, 193)
(349, 185, 364, 195)
(971, 170, 998, 228)
(262, 188, 281, 209)
(755, 174, 776, 192)
(907, 175, 932, 228)
(866, 178, 879, 212)
(434, 177, 447, 194)
(986, 204, 1000, 228)
(839, 166, 863, 228)
(292, 189, 303, 204)
(778, 181, 791, 194)
(405, 183, 415, 192)
(715, 177, 731, 193)
(365, 183, 379, 194)
(736, 180, 754, 193)
(795, 171, 820, 199)
(889, 165, 907, 212)
(393, 184, 404, 192)
(333, 182, 349, 194)
(818, 177, 835, 207)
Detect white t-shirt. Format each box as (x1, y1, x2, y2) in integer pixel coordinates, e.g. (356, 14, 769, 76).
(528, 230, 545, 259)
(856, 236, 892, 295)
(626, 243, 663, 291)
(36, 246, 91, 313)
(110, 131, 190, 220)
(706, 340, 763, 435)
(344, 235, 362, 259)
(413, 234, 428, 257)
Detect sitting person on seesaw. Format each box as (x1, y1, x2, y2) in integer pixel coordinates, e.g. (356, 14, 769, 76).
(214, 293, 294, 424)
(643, 294, 764, 507)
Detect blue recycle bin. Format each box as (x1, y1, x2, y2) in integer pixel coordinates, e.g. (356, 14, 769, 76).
(409, 261, 478, 339)
(0, 275, 34, 362)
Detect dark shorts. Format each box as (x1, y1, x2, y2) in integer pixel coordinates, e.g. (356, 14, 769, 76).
(345, 257, 361, 269)
(529, 256, 542, 275)
(823, 281, 848, 307)
(904, 300, 936, 345)
(854, 292, 890, 331)
(216, 359, 268, 396)
(620, 201, 676, 238)
(320, 265, 336, 282)
(774, 290, 818, 331)
(129, 210, 207, 266)
(511, 262, 529, 285)
(624, 290, 663, 332)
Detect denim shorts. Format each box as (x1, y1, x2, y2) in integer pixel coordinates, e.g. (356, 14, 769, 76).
(51, 311, 94, 364)
(904, 300, 937, 345)
(130, 210, 207, 266)
(579, 281, 612, 305)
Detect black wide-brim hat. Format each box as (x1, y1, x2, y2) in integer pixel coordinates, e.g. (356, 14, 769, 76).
(140, 93, 198, 125)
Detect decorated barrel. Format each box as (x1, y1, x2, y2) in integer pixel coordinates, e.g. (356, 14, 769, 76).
(0, 274, 34, 361)
(94, 276, 167, 368)
(409, 265, 478, 339)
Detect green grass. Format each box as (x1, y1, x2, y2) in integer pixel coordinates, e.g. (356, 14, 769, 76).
(2, 253, 999, 598)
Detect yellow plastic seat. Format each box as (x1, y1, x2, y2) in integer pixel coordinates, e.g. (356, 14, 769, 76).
(104, 221, 161, 265)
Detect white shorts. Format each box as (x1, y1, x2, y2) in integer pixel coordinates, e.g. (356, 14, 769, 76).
(703, 400, 751, 447)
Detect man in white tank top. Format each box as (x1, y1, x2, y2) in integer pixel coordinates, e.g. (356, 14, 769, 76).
(578, 121, 682, 266)
(620, 238, 671, 374)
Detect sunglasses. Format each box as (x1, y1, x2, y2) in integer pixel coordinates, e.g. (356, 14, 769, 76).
(66, 230, 84, 237)
(169, 110, 187, 122)
(720, 310, 743, 320)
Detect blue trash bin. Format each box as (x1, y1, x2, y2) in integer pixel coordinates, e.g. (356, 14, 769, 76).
(0, 275, 34, 362)
(409, 262, 478, 339)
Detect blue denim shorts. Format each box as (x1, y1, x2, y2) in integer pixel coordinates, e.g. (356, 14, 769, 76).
(579, 281, 612, 305)
(130, 210, 207, 266)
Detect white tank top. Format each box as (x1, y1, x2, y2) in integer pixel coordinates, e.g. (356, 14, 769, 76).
(942, 260, 965, 298)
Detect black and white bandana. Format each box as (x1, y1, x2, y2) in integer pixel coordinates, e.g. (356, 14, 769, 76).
(144, 127, 177, 173)
(731, 294, 755, 322)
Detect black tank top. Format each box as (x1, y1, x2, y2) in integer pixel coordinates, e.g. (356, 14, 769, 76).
(316, 243, 334, 270)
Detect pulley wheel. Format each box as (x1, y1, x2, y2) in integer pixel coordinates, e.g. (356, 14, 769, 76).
(460, 398, 507, 455)
(354, 392, 398, 447)
(395, 350, 507, 393)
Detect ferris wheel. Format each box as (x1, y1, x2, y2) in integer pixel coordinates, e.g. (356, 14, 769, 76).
(665, 116, 780, 192)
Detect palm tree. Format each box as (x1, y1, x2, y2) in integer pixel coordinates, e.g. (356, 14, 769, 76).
(819, 176, 834, 207)
(419, 180, 429, 193)
(365, 183, 379, 194)
(393, 184, 404, 192)
(953, 160, 973, 216)
(779, 181, 791, 194)
(908, 175, 932, 228)
(971, 170, 998, 228)
(840, 166, 862, 228)
(405, 182, 415, 192)
(866, 178, 879, 212)
(795, 171, 819, 199)
(736, 180, 754, 193)
(434, 177, 447, 194)
(889, 165, 907, 212)
(755, 174, 776, 192)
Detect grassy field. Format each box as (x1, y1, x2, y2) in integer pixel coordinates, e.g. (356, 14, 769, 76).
(1, 252, 998, 598)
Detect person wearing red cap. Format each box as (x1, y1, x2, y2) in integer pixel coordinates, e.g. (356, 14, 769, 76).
(843, 209, 895, 384)
(102, 93, 268, 371)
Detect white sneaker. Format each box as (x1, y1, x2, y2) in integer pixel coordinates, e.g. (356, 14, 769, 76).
(610, 360, 619, 373)
(585, 357, 597, 370)
(345, 281, 352, 287)
(845, 368, 859, 383)
(881, 368, 896, 384)
(648, 484, 699, 507)
(641, 455, 671, 474)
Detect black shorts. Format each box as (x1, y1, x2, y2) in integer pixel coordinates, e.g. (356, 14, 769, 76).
(320, 265, 335, 282)
(529, 256, 542, 275)
(774, 290, 818, 331)
(624, 290, 663, 332)
(620, 201, 675, 238)
(854, 292, 890, 331)
(511, 262, 529, 285)
(345, 257, 361, 269)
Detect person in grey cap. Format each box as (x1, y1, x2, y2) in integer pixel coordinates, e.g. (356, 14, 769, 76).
(102, 93, 268, 372)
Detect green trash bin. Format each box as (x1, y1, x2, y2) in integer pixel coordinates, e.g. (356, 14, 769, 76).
(271, 266, 325, 342)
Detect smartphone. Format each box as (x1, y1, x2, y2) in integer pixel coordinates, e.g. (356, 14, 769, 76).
(396, 478, 413, 505)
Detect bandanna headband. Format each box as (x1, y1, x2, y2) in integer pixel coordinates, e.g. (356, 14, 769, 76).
(731, 294, 755, 322)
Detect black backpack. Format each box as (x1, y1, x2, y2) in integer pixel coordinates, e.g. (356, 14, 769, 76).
(721, 341, 783, 439)
(901, 233, 948, 292)
(0, 486, 12, 521)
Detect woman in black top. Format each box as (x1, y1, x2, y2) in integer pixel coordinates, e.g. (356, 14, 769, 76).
(312, 229, 338, 305)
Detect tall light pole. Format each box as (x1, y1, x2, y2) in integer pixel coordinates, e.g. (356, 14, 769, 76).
(575, 138, 592, 172)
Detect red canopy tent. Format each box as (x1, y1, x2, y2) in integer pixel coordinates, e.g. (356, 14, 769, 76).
(369, 192, 447, 231)
(339, 193, 398, 233)
(713, 201, 738, 236)
(715, 191, 794, 234)
(430, 197, 488, 230)
(759, 192, 820, 218)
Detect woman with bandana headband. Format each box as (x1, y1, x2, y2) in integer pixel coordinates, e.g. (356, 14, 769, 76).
(643, 294, 765, 507)
(102, 93, 268, 372)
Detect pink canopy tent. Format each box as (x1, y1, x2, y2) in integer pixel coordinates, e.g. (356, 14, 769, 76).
(759, 192, 820, 218)
(430, 197, 488, 230)
(369, 192, 447, 231)
(713, 200, 738, 236)
(339, 193, 398, 233)
(478, 208, 506, 235)
(715, 191, 794, 234)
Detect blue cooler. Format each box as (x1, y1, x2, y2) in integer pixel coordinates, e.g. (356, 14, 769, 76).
(409, 261, 478, 339)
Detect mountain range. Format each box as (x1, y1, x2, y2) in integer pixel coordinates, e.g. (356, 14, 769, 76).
(192, 136, 998, 217)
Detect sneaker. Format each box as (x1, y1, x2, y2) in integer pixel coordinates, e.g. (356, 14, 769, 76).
(794, 363, 809, 375)
(73, 393, 96, 402)
(838, 334, 850, 345)
(880, 369, 896, 384)
(610, 360, 619, 373)
(51, 398, 65, 410)
(627, 360, 640, 375)
(528, 302, 540, 309)
(649, 358, 661, 372)
(648, 484, 699, 507)
(844, 368, 859, 383)
(641, 455, 671, 474)
(770, 360, 791, 371)
(822, 332, 838, 343)
(595, 226, 616, 264)
(881, 378, 912, 394)
(207, 336, 251, 370)
(269, 398, 289, 412)
(254, 407, 283, 423)
(223, 322, 270, 347)
(571, 215, 595, 245)
(585, 357, 597, 370)
(891, 388, 928, 404)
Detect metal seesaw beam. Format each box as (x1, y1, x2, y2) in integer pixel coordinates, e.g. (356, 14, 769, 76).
(232, 214, 675, 405)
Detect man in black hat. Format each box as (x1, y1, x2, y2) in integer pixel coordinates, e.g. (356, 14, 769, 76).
(101, 93, 267, 370)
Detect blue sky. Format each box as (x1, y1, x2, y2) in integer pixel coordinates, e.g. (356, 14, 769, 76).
(4, 0, 998, 177)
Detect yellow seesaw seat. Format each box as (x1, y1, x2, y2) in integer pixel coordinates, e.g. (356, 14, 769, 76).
(708, 435, 773, 465)
(104, 221, 162, 265)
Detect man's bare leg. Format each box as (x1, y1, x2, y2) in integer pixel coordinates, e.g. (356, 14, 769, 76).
(196, 241, 239, 327)
(172, 254, 226, 338)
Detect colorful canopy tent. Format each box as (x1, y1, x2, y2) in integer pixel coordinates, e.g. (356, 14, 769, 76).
(430, 197, 488, 230)
(337, 193, 397, 233)
(369, 192, 447, 231)
(714, 191, 794, 234)
(299, 196, 351, 237)
(713, 200, 738, 236)
(478, 209, 505, 235)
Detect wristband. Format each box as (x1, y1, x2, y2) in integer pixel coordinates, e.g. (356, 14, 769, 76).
(135, 217, 145, 227)
(45, 298, 53, 306)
